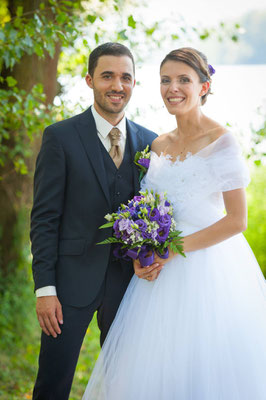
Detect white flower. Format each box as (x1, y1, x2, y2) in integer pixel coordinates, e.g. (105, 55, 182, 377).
(105, 214, 113, 222)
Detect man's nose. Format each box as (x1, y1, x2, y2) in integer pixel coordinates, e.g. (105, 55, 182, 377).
(111, 77, 123, 91)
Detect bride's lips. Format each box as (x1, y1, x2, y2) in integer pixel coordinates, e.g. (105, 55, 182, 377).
(167, 96, 185, 105)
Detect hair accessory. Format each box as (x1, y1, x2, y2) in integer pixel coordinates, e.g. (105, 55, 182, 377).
(208, 64, 215, 76)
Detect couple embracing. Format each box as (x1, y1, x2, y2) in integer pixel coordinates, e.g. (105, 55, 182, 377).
(31, 42, 266, 399)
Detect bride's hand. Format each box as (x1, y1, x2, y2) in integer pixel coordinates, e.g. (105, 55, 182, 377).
(133, 258, 164, 281)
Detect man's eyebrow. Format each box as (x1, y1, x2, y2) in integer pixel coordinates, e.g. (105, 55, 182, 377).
(100, 71, 114, 76)
(100, 71, 133, 78)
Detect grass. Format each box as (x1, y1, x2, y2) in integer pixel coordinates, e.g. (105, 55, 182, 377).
(0, 313, 100, 400)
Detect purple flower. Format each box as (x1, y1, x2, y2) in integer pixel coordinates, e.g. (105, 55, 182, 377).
(113, 219, 121, 238)
(156, 226, 170, 243)
(138, 158, 150, 169)
(133, 195, 143, 202)
(135, 219, 147, 232)
(118, 219, 133, 234)
(158, 214, 171, 228)
(150, 207, 160, 221)
(142, 231, 152, 239)
(122, 231, 132, 244)
(151, 229, 158, 240)
(158, 205, 170, 216)
(165, 201, 170, 207)
(113, 245, 130, 261)
(208, 64, 215, 76)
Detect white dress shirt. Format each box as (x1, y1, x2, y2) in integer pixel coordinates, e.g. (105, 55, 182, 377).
(36, 106, 127, 297)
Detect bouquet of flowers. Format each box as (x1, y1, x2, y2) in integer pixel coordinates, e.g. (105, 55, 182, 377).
(98, 189, 185, 267)
(134, 145, 151, 182)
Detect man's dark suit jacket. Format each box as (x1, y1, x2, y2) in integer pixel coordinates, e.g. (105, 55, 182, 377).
(30, 107, 157, 307)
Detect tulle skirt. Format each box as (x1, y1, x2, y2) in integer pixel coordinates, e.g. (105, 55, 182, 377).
(83, 233, 266, 400)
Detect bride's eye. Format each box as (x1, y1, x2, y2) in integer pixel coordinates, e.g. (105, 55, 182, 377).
(180, 76, 190, 83)
(161, 78, 170, 84)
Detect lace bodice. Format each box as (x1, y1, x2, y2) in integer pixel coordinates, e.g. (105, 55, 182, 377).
(141, 132, 250, 233)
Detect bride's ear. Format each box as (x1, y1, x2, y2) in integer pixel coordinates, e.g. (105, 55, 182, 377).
(200, 81, 210, 97)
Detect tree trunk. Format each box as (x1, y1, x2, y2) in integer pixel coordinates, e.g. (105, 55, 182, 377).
(0, 0, 61, 279)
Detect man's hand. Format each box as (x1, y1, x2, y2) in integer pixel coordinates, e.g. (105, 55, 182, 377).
(133, 258, 164, 281)
(36, 296, 63, 338)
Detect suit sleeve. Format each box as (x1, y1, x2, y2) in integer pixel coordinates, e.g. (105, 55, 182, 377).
(30, 127, 66, 291)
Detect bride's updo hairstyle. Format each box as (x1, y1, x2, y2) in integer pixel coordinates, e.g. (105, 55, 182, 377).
(160, 47, 212, 105)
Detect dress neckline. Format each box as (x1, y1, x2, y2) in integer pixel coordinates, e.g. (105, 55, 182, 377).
(152, 131, 231, 164)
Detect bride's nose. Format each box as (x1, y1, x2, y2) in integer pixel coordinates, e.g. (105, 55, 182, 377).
(168, 80, 180, 92)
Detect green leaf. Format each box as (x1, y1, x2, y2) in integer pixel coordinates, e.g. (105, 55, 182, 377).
(40, 3, 45, 10)
(128, 15, 136, 29)
(87, 15, 97, 24)
(97, 237, 120, 245)
(99, 222, 114, 229)
(94, 32, 99, 44)
(146, 27, 155, 36)
(117, 29, 128, 40)
(6, 76, 17, 87)
(254, 160, 261, 166)
(56, 13, 67, 24)
(231, 35, 238, 42)
(16, 6, 23, 17)
(34, 43, 44, 57)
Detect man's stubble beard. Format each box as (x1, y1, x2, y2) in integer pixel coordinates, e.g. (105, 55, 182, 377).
(93, 88, 131, 116)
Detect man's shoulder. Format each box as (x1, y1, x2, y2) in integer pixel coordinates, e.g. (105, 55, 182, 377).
(127, 119, 157, 139)
(44, 108, 92, 135)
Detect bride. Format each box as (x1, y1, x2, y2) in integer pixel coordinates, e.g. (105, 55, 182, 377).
(83, 47, 266, 399)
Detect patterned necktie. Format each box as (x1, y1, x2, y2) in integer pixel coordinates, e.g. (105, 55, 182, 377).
(109, 127, 123, 168)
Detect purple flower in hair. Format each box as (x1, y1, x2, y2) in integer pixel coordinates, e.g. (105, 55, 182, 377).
(208, 64, 215, 76)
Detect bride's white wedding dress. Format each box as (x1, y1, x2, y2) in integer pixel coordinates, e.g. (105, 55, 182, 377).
(83, 132, 266, 400)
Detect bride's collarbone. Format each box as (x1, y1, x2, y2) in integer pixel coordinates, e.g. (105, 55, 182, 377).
(155, 130, 226, 161)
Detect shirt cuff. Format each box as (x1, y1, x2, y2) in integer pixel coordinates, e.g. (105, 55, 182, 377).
(36, 286, 57, 297)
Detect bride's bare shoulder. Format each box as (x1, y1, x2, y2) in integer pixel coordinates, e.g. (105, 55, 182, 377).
(151, 132, 174, 155)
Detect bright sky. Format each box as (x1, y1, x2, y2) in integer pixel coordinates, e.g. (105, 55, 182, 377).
(148, 0, 266, 25)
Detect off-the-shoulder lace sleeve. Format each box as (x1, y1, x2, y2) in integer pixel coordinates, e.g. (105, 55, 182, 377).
(207, 133, 250, 192)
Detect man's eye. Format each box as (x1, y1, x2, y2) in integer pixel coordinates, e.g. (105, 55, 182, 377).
(103, 75, 111, 79)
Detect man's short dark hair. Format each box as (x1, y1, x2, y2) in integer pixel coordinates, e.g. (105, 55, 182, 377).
(88, 42, 135, 77)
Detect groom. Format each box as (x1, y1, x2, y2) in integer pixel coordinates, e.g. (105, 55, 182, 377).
(30, 42, 162, 399)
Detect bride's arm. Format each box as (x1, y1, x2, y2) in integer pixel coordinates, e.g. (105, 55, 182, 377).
(170, 188, 247, 258)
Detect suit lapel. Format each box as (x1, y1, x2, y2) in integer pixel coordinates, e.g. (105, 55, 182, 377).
(76, 108, 111, 207)
(127, 119, 143, 194)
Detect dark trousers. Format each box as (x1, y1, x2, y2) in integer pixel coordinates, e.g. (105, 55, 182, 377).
(32, 258, 133, 400)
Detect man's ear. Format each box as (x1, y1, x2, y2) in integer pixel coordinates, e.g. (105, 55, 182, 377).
(85, 73, 93, 89)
